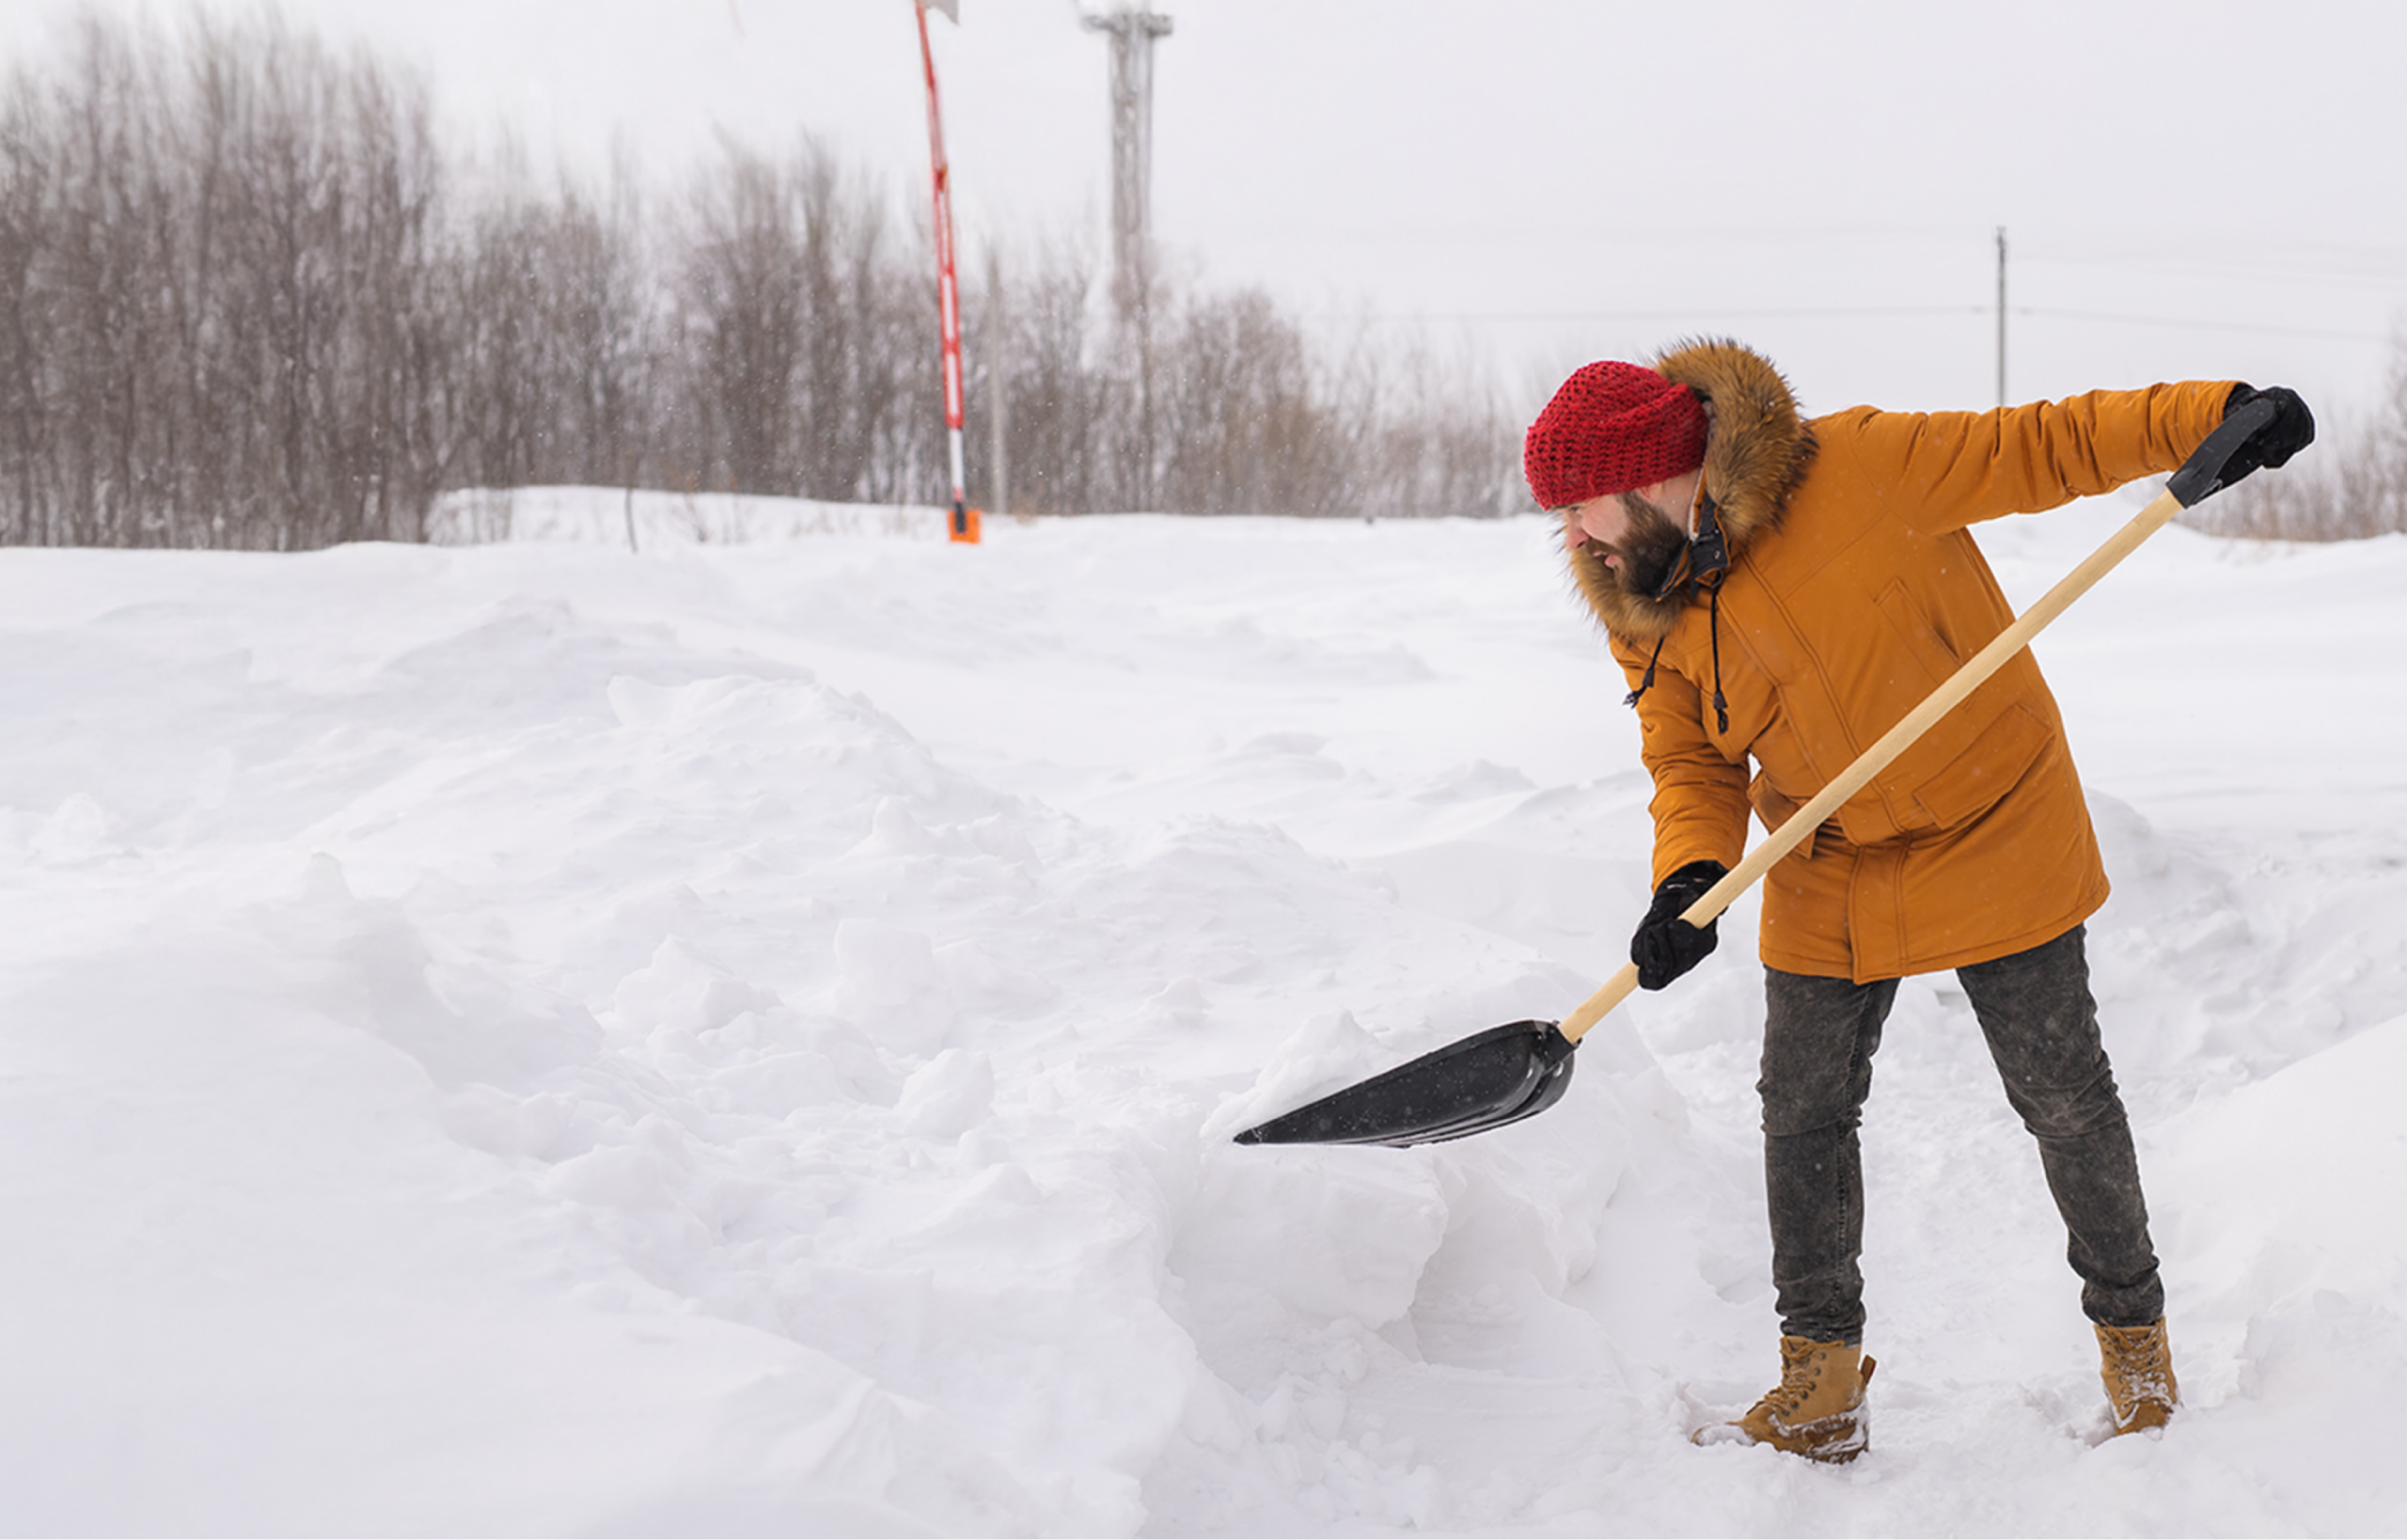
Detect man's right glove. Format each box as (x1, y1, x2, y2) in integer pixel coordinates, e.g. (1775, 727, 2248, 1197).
(1630, 858, 1728, 991)
(2220, 384, 2315, 486)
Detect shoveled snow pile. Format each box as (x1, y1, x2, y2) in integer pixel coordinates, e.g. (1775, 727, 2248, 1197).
(1, 495, 2401, 1534)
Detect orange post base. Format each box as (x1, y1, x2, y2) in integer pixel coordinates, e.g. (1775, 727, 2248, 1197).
(949, 505, 983, 543)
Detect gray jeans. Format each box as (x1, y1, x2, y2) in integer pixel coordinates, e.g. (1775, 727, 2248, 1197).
(1759, 924, 2163, 1344)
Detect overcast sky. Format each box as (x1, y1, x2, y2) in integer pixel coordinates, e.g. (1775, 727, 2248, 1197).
(10, 0, 2407, 429)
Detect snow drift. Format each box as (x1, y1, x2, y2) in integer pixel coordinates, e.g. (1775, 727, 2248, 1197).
(1, 497, 2401, 1534)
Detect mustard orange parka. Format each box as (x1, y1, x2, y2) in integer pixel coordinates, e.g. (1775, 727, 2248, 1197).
(1571, 340, 2234, 982)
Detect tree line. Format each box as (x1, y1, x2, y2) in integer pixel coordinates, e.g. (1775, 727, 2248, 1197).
(0, 10, 1519, 551)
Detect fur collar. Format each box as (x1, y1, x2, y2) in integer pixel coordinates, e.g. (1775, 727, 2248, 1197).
(1566, 338, 1816, 643)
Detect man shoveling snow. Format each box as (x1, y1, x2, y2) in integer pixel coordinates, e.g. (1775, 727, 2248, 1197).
(1523, 340, 2311, 1460)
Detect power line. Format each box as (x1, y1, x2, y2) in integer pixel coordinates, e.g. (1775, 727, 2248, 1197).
(1317, 305, 1989, 323)
(2016, 307, 2393, 343)
(2020, 251, 2407, 291)
(1308, 304, 2393, 344)
(1271, 228, 2407, 286)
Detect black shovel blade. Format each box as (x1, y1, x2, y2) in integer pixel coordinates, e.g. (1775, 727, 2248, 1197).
(1234, 1019, 1578, 1148)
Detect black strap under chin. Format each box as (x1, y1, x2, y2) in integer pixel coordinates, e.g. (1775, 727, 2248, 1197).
(1628, 487, 1733, 731)
(1690, 489, 1731, 584)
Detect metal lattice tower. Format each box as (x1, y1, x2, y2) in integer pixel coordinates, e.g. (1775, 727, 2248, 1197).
(1082, 6, 1172, 310)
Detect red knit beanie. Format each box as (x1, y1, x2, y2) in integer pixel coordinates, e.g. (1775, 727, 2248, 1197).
(1523, 361, 1708, 511)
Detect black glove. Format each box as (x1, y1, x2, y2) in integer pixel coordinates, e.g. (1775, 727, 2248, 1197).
(1630, 859, 1728, 991)
(2219, 384, 2315, 487)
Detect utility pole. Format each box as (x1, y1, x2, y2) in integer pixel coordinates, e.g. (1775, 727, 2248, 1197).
(1082, 6, 1172, 311)
(1995, 226, 2007, 410)
(913, 0, 975, 541)
(1082, 5, 1172, 511)
(987, 244, 1009, 519)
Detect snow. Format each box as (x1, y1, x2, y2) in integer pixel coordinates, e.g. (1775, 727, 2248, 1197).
(2, 495, 2403, 1533)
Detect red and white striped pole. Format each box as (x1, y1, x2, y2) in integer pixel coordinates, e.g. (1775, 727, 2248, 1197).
(914, 0, 976, 542)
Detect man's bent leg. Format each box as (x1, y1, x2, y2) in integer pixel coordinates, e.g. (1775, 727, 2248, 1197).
(1760, 967, 1897, 1344)
(1957, 924, 2164, 1328)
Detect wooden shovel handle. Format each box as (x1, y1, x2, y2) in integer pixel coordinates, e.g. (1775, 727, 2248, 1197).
(1558, 398, 2273, 1045)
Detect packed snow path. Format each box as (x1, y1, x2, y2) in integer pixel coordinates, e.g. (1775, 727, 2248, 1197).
(2, 497, 2402, 1533)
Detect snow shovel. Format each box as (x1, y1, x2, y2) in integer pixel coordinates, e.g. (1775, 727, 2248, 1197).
(1235, 397, 2279, 1148)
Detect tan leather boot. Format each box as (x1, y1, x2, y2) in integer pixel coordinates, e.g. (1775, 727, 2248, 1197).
(2096, 1318, 2178, 1434)
(1695, 1335, 1878, 1462)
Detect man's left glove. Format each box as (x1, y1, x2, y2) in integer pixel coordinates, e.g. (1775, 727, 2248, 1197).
(2220, 384, 2315, 486)
(1630, 859, 1728, 991)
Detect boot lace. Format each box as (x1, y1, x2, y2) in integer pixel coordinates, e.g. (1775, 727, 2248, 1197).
(2105, 1326, 2173, 1403)
(1758, 1346, 1827, 1422)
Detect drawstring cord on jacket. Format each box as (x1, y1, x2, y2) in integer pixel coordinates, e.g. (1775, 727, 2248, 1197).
(1623, 634, 1668, 710)
(1705, 580, 1729, 732)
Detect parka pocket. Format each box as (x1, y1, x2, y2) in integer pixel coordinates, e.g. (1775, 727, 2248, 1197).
(1747, 773, 1841, 860)
(1874, 577, 1961, 686)
(1907, 702, 2053, 831)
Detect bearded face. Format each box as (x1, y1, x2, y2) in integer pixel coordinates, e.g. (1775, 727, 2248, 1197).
(1605, 489, 1691, 598)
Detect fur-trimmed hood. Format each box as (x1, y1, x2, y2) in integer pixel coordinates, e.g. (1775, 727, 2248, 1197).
(1566, 339, 1816, 642)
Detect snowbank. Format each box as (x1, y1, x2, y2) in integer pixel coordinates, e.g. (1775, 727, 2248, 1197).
(0, 497, 2400, 1532)
(427, 485, 953, 547)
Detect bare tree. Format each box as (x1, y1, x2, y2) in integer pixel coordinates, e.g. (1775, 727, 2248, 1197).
(0, 7, 1523, 547)
(2188, 341, 2407, 542)
(976, 236, 1109, 515)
